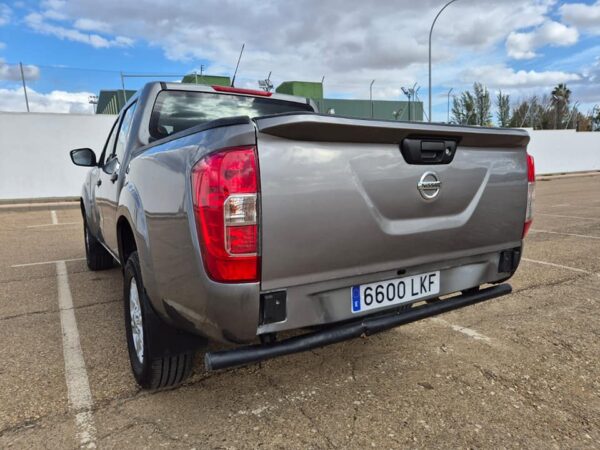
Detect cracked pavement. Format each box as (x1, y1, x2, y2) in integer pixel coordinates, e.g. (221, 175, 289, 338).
(1, 174, 599, 448)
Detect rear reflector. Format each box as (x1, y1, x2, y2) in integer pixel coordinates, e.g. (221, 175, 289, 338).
(191, 146, 260, 283)
(523, 153, 535, 238)
(212, 85, 272, 97)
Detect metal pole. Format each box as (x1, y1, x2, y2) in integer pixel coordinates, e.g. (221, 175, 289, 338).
(369, 79, 375, 118)
(564, 102, 579, 129)
(413, 84, 419, 121)
(120, 71, 127, 109)
(19, 62, 30, 112)
(520, 102, 532, 128)
(231, 43, 245, 87)
(447, 88, 453, 123)
(429, 0, 460, 123)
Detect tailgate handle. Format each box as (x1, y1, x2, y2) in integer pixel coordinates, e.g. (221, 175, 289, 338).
(401, 138, 457, 165)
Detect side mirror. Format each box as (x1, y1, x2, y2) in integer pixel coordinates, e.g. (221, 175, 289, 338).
(70, 148, 97, 167)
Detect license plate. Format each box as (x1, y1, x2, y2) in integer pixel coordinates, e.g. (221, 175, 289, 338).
(351, 271, 440, 313)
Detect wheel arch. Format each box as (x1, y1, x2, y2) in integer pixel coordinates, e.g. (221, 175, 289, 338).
(116, 184, 162, 318)
(117, 216, 137, 268)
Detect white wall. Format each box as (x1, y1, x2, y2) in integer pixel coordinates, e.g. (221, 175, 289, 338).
(0, 112, 117, 200)
(0, 113, 598, 200)
(525, 128, 600, 175)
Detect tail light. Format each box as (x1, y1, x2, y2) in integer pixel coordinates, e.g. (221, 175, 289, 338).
(191, 146, 259, 283)
(523, 153, 535, 238)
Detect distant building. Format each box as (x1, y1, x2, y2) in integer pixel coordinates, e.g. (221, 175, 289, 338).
(276, 80, 422, 121)
(316, 98, 423, 122)
(276, 81, 324, 100)
(96, 90, 136, 115)
(181, 74, 231, 86)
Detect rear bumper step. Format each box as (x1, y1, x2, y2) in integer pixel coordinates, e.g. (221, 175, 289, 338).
(204, 283, 512, 371)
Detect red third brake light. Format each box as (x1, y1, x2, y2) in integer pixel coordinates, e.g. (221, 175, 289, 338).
(191, 146, 259, 283)
(523, 153, 535, 238)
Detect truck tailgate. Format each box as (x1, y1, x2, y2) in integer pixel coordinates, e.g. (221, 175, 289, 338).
(255, 115, 530, 291)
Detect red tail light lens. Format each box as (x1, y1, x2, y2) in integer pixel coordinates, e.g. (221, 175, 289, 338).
(191, 146, 259, 282)
(523, 153, 535, 238)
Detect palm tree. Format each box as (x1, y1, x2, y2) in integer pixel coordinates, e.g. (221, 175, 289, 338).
(551, 83, 571, 129)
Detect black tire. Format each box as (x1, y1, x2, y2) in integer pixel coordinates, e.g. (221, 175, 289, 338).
(123, 251, 195, 390)
(83, 217, 114, 271)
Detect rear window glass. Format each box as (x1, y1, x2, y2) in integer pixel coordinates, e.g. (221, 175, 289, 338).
(149, 90, 314, 140)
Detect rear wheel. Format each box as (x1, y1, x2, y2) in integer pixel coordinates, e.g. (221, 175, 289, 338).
(124, 251, 195, 390)
(83, 217, 114, 271)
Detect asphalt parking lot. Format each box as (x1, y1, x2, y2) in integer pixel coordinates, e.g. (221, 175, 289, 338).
(1, 174, 599, 449)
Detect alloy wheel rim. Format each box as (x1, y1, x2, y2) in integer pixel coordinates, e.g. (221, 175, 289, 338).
(129, 278, 144, 363)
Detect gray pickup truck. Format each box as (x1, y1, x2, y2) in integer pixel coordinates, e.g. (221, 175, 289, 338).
(70, 82, 534, 389)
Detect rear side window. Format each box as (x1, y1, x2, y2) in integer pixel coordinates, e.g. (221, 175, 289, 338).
(149, 90, 313, 140)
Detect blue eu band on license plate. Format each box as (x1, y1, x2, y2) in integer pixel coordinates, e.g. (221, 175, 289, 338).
(351, 271, 440, 313)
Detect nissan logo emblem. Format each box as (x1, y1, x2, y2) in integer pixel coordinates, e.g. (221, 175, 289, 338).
(417, 171, 441, 200)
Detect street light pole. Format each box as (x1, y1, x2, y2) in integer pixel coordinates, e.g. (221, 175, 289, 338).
(429, 0, 459, 123)
(447, 88, 453, 123)
(19, 62, 30, 112)
(370, 79, 375, 118)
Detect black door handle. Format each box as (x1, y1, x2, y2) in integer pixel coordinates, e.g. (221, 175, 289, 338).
(110, 172, 119, 183)
(96, 179, 102, 187)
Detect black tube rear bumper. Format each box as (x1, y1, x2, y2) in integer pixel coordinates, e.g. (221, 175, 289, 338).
(205, 283, 512, 371)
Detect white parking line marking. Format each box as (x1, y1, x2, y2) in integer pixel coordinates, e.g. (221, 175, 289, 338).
(56, 260, 96, 449)
(522, 257, 592, 274)
(11, 258, 86, 268)
(431, 318, 491, 343)
(546, 204, 600, 209)
(27, 222, 80, 229)
(51, 210, 58, 225)
(530, 229, 600, 240)
(537, 213, 600, 221)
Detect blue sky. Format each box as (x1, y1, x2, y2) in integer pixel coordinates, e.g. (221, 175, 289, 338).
(0, 0, 599, 121)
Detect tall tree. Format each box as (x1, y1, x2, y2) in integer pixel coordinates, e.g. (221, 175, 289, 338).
(496, 91, 511, 127)
(473, 82, 492, 126)
(451, 91, 476, 125)
(551, 83, 571, 129)
(451, 83, 492, 126)
(593, 107, 600, 131)
(509, 95, 554, 129)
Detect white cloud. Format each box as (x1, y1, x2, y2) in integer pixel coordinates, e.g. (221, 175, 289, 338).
(463, 64, 581, 88)
(24, 12, 133, 49)
(506, 21, 579, 60)
(73, 18, 112, 34)
(0, 86, 94, 113)
(10, 0, 598, 119)
(0, 59, 40, 81)
(30, 0, 555, 82)
(0, 41, 5, 50)
(0, 3, 11, 26)
(560, 1, 600, 35)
